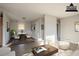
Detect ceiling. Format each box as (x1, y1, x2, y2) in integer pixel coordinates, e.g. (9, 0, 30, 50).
(0, 3, 79, 21)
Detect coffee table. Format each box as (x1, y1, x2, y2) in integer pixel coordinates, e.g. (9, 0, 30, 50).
(32, 45, 58, 56)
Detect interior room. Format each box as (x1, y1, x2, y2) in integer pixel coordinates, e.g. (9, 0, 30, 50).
(0, 3, 79, 56)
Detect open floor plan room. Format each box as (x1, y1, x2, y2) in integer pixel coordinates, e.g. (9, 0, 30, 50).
(0, 3, 79, 56)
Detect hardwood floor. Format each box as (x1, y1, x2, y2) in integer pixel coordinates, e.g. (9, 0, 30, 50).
(10, 38, 40, 56)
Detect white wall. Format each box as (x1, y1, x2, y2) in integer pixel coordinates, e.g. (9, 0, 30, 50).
(0, 8, 3, 12)
(9, 20, 17, 31)
(3, 13, 10, 46)
(0, 8, 10, 46)
(61, 15, 79, 42)
(44, 15, 57, 44)
(31, 17, 44, 41)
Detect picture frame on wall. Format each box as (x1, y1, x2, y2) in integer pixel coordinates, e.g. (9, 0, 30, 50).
(31, 24, 35, 31)
(6, 22, 10, 32)
(75, 22, 79, 32)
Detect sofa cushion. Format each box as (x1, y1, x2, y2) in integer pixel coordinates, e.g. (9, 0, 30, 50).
(58, 41, 70, 50)
(0, 47, 15, 56)
(0, 47, 11, 56)
(69, 42, 78, 50)
(22, 52, 33, 56)
(6, 51, 15, 56)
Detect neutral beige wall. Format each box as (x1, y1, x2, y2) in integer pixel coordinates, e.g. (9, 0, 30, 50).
(61, 15, 79, 42)
(44, 15, 57, 44)
(3, 13, 10, 46)
(31, 17, 44, 41)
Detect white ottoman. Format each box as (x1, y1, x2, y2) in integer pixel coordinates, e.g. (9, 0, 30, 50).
(58, 41, 70, 50)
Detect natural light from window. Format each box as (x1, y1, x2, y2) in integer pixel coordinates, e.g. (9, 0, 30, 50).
(18, 23, 25, 31)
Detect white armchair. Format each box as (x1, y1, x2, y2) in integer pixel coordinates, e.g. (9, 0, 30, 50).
(0, 47, 15, 56)
(58, 41, 70, 50)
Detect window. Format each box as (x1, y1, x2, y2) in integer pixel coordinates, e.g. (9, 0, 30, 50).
(75, 22, 79, 32)
(18, 24, 25, 31)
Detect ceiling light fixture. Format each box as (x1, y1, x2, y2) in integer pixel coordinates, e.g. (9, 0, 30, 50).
(66, 3, 78, 12)
(22, 17, 26, 20)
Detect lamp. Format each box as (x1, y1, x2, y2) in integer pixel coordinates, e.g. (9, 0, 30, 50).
(66, 3, 78, 12)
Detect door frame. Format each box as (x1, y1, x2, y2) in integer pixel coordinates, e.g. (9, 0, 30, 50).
(0, 15, 3, 47)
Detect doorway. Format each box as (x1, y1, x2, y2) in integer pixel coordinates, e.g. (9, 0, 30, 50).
(57, 19, 61, 41)
(0, 13, 3, 46)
